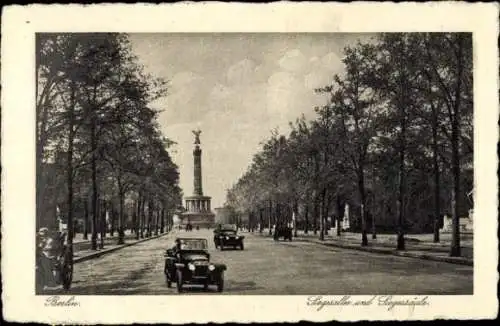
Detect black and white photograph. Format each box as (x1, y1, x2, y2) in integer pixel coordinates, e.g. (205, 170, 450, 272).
(2, 3, 498, 323)
(33, 31, 476, 296)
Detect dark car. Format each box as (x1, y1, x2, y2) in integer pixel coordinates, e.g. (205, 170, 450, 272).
(273, 225, 293, 241)
(164, 238, 226, 293)
(213, 227, 245, 250)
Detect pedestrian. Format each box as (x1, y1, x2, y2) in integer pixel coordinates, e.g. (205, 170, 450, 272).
(37, 228, 60, 288)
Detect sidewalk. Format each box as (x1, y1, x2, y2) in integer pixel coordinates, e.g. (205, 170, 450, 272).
(73, 230, 176, 264)
(72, 230, 135, 244)
(258, 229, 473, 266)
(71, 230, 140, 253)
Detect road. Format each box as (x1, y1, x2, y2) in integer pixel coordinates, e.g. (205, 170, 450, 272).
(49, 228, 473, 295)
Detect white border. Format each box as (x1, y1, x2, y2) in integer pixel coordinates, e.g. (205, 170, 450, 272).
(2, 2, 499, 323)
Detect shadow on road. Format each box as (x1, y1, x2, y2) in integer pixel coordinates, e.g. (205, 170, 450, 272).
(218, 248, 245, 252)
(224, 280, 265, 292)
(177, 280, 265, 293)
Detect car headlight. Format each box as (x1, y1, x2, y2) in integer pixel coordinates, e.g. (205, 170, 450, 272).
(235, 236, 239, 239)
(188, 263, 195, 271)
(208, 265, 215, 271)
(225, 236, 229, 240)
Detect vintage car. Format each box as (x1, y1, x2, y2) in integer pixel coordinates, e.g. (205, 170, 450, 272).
(164, 238, 226, 293)
(213, 225, 244, 250)
(273, 225, 293, 241)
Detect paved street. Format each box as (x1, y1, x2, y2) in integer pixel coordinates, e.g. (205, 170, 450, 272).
(50, 229, 472, 295)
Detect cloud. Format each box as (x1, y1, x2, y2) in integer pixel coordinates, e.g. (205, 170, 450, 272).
(304, 71, 332, 90)
(266, 71, 300, 117)
(266, 70, 321, 126)
(226, 59, 257, 84)
(133, 35, 356, 207)
(321, 51, 342, 70)
(304, 52, 343, 90)
(278, 49, 308, 73)
(209, 83, 233, 101)
(170, 71, 204, 89)
(162, 71, 212, 124)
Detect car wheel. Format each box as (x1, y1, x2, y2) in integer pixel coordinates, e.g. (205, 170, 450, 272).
(216, 272, 224, 292)
(176, 270, 183, 293)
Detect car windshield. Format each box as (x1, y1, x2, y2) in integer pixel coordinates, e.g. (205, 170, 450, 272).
(178, 239, 207, 250)
(220, 224, 237, 231)
(221, 230, 236, 235)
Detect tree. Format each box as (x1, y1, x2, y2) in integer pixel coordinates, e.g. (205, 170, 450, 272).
(317, 42, 380, 245)
(421, 33, 472, 256)
(225, 33, 472, 255)
(36, 33, 178, 252)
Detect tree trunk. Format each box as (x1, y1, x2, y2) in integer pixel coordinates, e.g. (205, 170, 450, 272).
(110, 203, 115, 237)
(259, 208, 264, 233)
(135, 197, 141, 240)
(66, 82, 76, 245)
(450, 35, 464, 257)
(319, 189, 326, 241)
(167, 211, 172, 232)
(293, 200, 298, 237)
(268, 200, 272, 235)
(90, 114, 98, 251)
(117, 185, 125, 245)
(161, 208, 166, 233)
(275, 202, 281, 228)
(371, 209, 377, 239)
(397, 75, 407, 251)
(147, 200, 153, 237)
(313, 195, 319, 235)
(168, 210, 171, 232)
(432, 102, 441, 243)
(99, 199, 106, 249)
(101, 200, 107, 239)
(132, 201, 137, 235)
(304, 203, 309, 234)
(397, 139, 406, 250)
(324, 193, 332, 236)
(358, 171, 368, 246)
(140, 197, 145, 238)
(336, 196, 344, 237)
(83, 197, 89, 240)
(154, 205, 159, 236)
(36, 77, 54, 230)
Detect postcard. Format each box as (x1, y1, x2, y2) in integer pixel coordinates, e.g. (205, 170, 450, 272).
(1, 2, 498, 323)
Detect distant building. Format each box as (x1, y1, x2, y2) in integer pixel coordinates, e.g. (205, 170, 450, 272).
(214, 207, 233, 225)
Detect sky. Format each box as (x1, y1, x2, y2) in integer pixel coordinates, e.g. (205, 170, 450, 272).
(128, 33, 373, 208)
